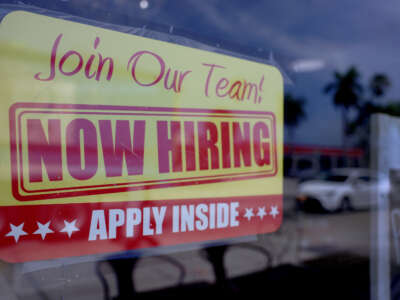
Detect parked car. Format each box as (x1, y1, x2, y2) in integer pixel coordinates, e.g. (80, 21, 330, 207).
(296, 168, 389, 212)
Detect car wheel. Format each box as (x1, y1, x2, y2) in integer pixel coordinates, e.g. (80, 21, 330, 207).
(339, 196, 353, 212)
(302, 197, 325, 213)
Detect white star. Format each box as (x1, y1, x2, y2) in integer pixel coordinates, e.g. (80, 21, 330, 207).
(5, 223, 28, 243)
(257, 207, 267, 220)
(60, 220, 79, 238)
(244, 208, 254, 221)
(33, 221, 54, 240)
(270, 205, 280, 219)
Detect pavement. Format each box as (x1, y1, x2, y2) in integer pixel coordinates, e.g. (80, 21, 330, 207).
(0, 178, 373, 299)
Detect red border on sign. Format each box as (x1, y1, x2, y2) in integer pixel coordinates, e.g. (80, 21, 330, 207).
(0, 194, 283, 262)
(9, 102, 278, 201)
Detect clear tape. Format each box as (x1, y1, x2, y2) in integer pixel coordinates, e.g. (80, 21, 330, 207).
(0, 3, 292, 84)
(0, 2, 282, 269)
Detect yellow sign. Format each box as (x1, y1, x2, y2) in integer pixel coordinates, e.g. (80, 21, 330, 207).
(0, 11, 283, 262)
(1, 11, 283, 207)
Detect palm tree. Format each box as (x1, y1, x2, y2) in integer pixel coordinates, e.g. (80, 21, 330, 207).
(324, 66, 363, 148)
(369, 73, 390, 99)
(346, 73, 391, 164)
(347, 73, 391, 135)
(284, 93, 307, 142)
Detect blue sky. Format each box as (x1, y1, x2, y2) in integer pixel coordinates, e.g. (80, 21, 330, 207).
(6, 0, 400, 147)
(147, 0, 400, 147)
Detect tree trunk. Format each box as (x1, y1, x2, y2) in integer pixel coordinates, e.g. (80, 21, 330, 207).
(342, 108, 348, 149)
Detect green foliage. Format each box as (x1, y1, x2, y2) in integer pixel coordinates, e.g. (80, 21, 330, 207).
(284, 94, 307, 127)
(347, 73, 393, 134)
(369, 74, 391, 98)
(324, 66, 363, 111)
(323, 66, 363, 147)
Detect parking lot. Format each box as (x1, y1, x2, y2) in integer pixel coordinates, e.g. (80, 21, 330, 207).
(0, 178, 373, 299)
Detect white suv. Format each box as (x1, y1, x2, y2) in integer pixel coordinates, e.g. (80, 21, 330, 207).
(296, 168, 389, 212)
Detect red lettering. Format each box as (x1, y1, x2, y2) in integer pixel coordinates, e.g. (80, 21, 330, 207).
(96, 55, 114, 81)
(258, 75, 264, 103)
(85, 55, 97, 79)
(201, 62, 263, 104)
(178, 70, 192, 92)
(198, 122, 219, 170)
(164, 68, 179, 92)
(25, 116, 273, 186)
(184, 121, 196, 171)
(253, 121, 271, 166)
(241, 81, 258, 103)
(220, 122, 231, 168)
(99, 120, 145, 177)
(229, 81, 242, 100)
(66, 119, 98, 180)
(163, 69, 192, 93)
(157, 121, 182, 173)
(34, 34, 114, 83)
(59, 50, 83, 76)
(202, 63, 225, 97)
(127, 51, 165, 87)
(34, 33, 63, 81)
(27, 119, 63, 182)
(233, 122, 251, 167)
(216, 78, 229, 98)
(85, 37, 114, 81)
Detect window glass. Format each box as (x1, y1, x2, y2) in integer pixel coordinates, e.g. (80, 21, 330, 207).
(0, 1, 398, 299)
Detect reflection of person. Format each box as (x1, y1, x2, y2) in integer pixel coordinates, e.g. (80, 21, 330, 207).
(107, 255, 138, 298)
(96, 188, 160, 299)
(97, 246, 230, 298)
(204, 245, 228, 289)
